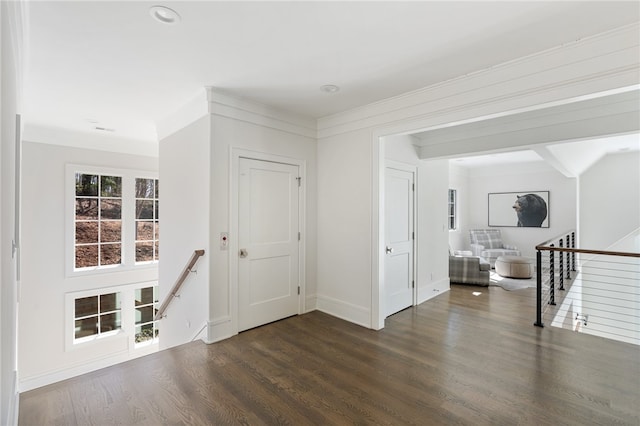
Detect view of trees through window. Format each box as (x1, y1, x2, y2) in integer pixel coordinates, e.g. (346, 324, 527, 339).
(135, 178, 159, 263)
(135, 286, 159, 345)
(75, 173, 122, 268)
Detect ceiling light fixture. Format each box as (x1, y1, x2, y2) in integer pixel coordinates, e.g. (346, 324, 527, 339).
(320, 84, 340, 94)
(149, 6, 181, 25)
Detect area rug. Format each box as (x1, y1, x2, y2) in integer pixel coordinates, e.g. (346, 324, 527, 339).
(489, 271, 537, 291)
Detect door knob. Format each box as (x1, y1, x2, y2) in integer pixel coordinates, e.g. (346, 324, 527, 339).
(239, 249, 248, 258)
(386, 246, 394, 254)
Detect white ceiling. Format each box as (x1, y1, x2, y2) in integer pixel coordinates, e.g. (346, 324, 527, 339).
(450, 133, 640, 173)
(23, 1, 640, 143)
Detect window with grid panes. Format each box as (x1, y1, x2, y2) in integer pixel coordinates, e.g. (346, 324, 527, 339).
(135, 286, 159, 346)
(74, 173, 122, 268)
(135, 178, 159, 263)
(448, 189, 457, 230)
(74, 292, 122, 342)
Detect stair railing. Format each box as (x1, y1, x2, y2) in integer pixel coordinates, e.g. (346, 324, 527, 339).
(534, 231, 639, 329)
(155, 249, 205, 321)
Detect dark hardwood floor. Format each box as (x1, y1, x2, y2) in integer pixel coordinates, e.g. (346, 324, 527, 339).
(19, 285, 640, 425)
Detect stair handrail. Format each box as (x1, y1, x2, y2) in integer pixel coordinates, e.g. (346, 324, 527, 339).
(155, 249, 205, 321)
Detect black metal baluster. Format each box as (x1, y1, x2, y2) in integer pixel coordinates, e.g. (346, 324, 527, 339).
(559, 239, 564, 291)
(549, 244, 555, 305)
(535, 250, 544, 327)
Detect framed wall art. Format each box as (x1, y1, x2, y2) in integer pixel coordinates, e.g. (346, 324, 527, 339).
(488, 191, 549, 228)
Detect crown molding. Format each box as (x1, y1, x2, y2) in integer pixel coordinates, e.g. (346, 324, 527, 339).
(206, 87, 317, 139)
(317, 23, 640, 140)
(23, 124, 158, 157)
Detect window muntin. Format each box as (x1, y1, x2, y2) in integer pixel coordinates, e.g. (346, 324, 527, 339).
(135, 178, 159, 263)
(75, 173, 122, 269)
(74, 292, 122, 342)
(135, 286, 159, 346)
(448, 189, 457, 230)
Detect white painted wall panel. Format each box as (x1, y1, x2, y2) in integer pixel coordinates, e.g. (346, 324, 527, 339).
(580, 151, 640, 250)
(416, 160, 450, 301)
(19, 142, 158, 390)
(317, 129, 372, 326)
(158, 116, 210, 349)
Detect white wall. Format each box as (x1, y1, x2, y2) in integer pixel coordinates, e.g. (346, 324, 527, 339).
(1, 1, 24, 423)
(19, 142, 158, 390)
(463, 163, 577, 259)
(580, 151, 640, 250)
(158, 115, 210, 349)
(416, 160, 451, 303)
(317, 128, 373, 326)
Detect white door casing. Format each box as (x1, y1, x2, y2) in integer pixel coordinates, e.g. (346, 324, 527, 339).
(238, 158, 300, 332)
(384, 165, 415, 317)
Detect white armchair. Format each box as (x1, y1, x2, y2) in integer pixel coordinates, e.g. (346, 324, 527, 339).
(469, 229, 520, 268)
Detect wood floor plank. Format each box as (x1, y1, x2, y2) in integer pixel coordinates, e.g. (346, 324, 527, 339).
(19, 285, 640, 425)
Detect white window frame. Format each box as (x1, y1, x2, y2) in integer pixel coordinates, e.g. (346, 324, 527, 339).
(448, 188, 457, 231)
(65, 281, 159, 352)
(134, 284, 160, 348)
(66, 164, 158, 277)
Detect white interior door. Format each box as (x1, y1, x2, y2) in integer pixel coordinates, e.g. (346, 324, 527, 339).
(238, 158, 300, 332)
(385, 166, 415, 317)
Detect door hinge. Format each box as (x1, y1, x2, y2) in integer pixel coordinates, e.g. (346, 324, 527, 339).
(412, 183, 415, 191)
(412, 231, 415, 240)
(296, 176, 302, 187)
(298, 286, 301, 295)
(298, 232, 301, 241)
(412, 280, 415, 289)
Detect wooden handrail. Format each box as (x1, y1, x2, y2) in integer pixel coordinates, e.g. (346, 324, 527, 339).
(155, 249, 205, 321)
(534, 246, 640, 258)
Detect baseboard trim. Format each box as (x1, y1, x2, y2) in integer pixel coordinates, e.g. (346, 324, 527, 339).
(315, 294, 371, 328)
(417, 278, 450, 305)
(304, 294, 317, 312)
(205, 316, 235, 344)
(19, 348, 147, 392)
(7, 370, 18, 426)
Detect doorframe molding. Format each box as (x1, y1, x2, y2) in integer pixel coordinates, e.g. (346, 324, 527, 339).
(229, 148, 307, 335)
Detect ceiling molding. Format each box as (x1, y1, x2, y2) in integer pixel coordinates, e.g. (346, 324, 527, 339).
(207, 88, 317, 139)
(317, 23, 640, 140)
(22, 124, 158, 158)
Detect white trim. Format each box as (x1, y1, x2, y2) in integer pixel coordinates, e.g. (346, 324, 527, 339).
(417, 278, 450, 305)
(23, 124, 158, 157)
(208, 88, 317, 139)
(7, 371, 18, 426)
(316, 294, 371, 329)
(18, 339, 158, 392)
(229, 148, 307, 335)
(318, 23, 640, 139)
(205, 317, 233, 344)
(64, 280, 158, 353)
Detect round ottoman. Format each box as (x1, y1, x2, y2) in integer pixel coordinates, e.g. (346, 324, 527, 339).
(495, 255, 533, 279)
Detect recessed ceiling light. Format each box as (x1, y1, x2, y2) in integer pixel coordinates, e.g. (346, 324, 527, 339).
(320, 84, 340, 94)
(149, 6, 181, 25)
